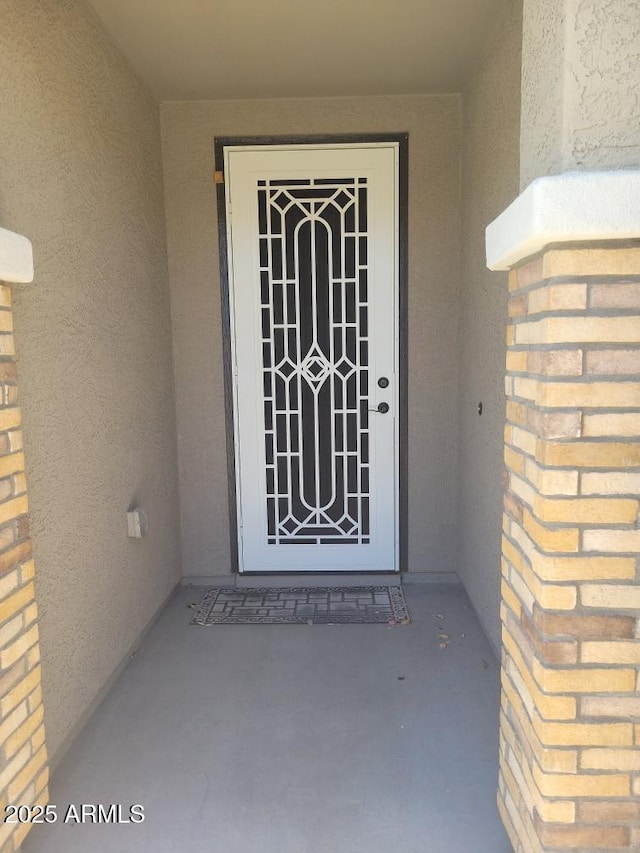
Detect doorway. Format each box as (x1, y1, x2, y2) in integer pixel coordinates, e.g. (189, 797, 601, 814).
(218, 138, 407, 573)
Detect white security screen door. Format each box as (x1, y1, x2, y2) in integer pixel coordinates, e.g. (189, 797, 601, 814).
(225, 143, 399, 572)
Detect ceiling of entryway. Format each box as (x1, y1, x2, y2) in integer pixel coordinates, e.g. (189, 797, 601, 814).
(86, 0, 507, 100)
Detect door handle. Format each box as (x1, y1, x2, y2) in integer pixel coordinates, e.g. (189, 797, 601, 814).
(368, 402, 390, 414)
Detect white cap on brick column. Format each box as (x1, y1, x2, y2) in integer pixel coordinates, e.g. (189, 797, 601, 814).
(485, 170, 640, 271)
(0, 226, 34, 283)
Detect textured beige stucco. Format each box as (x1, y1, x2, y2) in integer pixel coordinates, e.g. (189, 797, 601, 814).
(519, 0, 564, 187)
(0, 0, 181, 760)
(161, 95, 461, 578)
(459, 0, 522, 652)
(521, 0, 640, 187)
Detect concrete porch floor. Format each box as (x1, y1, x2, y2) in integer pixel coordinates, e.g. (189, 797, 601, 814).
(24, 583, 511, 853)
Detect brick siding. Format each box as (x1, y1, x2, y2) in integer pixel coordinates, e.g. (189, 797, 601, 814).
(0, 282, 48, 852)
(498, 247, 640, 852)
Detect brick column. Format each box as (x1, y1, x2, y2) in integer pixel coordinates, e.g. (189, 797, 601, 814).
(485, 173, 640, 853)
(0, 269, 49, 845)
(497, 245, 640, 852)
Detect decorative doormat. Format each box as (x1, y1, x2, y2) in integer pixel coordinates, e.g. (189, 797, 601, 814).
(190, 585, 410, 626)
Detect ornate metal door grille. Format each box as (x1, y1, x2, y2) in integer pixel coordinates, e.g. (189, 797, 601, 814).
(257, 177, 370, 545)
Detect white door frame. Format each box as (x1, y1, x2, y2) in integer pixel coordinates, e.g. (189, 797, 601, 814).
(215, 135, 408, 574)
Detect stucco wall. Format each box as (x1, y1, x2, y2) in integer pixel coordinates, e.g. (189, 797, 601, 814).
(161, 95, 461, 578)
(458, 0, 522, 652)
(0, 0, 181, 761)
(519, 0, 564, 187)
(521, 0, 640, 187)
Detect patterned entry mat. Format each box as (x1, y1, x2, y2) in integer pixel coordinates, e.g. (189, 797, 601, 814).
(190, 585, 410, 626)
